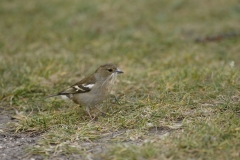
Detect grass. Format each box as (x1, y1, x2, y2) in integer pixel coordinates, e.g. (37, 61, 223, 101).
(1, 0, 240, 159)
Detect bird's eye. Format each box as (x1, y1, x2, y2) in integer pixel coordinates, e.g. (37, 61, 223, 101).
(107, 69, 113, 72)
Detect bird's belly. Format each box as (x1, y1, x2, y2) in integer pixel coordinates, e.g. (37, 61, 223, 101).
(72, 91, 107, 108)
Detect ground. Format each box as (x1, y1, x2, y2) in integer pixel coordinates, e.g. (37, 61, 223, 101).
(0, 0, 240, 159)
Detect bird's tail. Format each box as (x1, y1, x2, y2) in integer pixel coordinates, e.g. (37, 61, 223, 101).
(45, 94, 70, 101)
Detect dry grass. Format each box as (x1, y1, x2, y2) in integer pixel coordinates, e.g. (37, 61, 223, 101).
(1, 0, 240, 159)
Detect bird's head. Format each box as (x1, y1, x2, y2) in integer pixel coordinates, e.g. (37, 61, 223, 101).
(95, 63, 123, 82)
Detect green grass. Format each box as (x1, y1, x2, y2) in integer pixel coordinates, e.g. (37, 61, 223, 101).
(1, 0, 240, 159)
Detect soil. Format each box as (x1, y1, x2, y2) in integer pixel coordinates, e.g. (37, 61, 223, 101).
(0, 110, 176, 160)
(0, 111, 42, 160)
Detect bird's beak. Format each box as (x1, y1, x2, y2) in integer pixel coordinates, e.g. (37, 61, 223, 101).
(116, 68, 123, 74)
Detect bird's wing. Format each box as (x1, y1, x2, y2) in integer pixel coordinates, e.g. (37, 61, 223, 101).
(58, 75, 96, 95)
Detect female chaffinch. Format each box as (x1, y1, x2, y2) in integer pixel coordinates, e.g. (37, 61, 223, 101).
(47, 63, 123, 119)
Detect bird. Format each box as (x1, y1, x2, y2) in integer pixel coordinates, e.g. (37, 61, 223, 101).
(47, 63, 123, 119)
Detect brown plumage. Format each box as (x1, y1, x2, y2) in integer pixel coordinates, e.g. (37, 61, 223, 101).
(47, 63, 123, 119)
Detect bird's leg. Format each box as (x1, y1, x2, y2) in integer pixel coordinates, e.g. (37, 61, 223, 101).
(94, 106, 109, 116)
(86, 107, 95, 120)
(113, 95, 121, 105)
